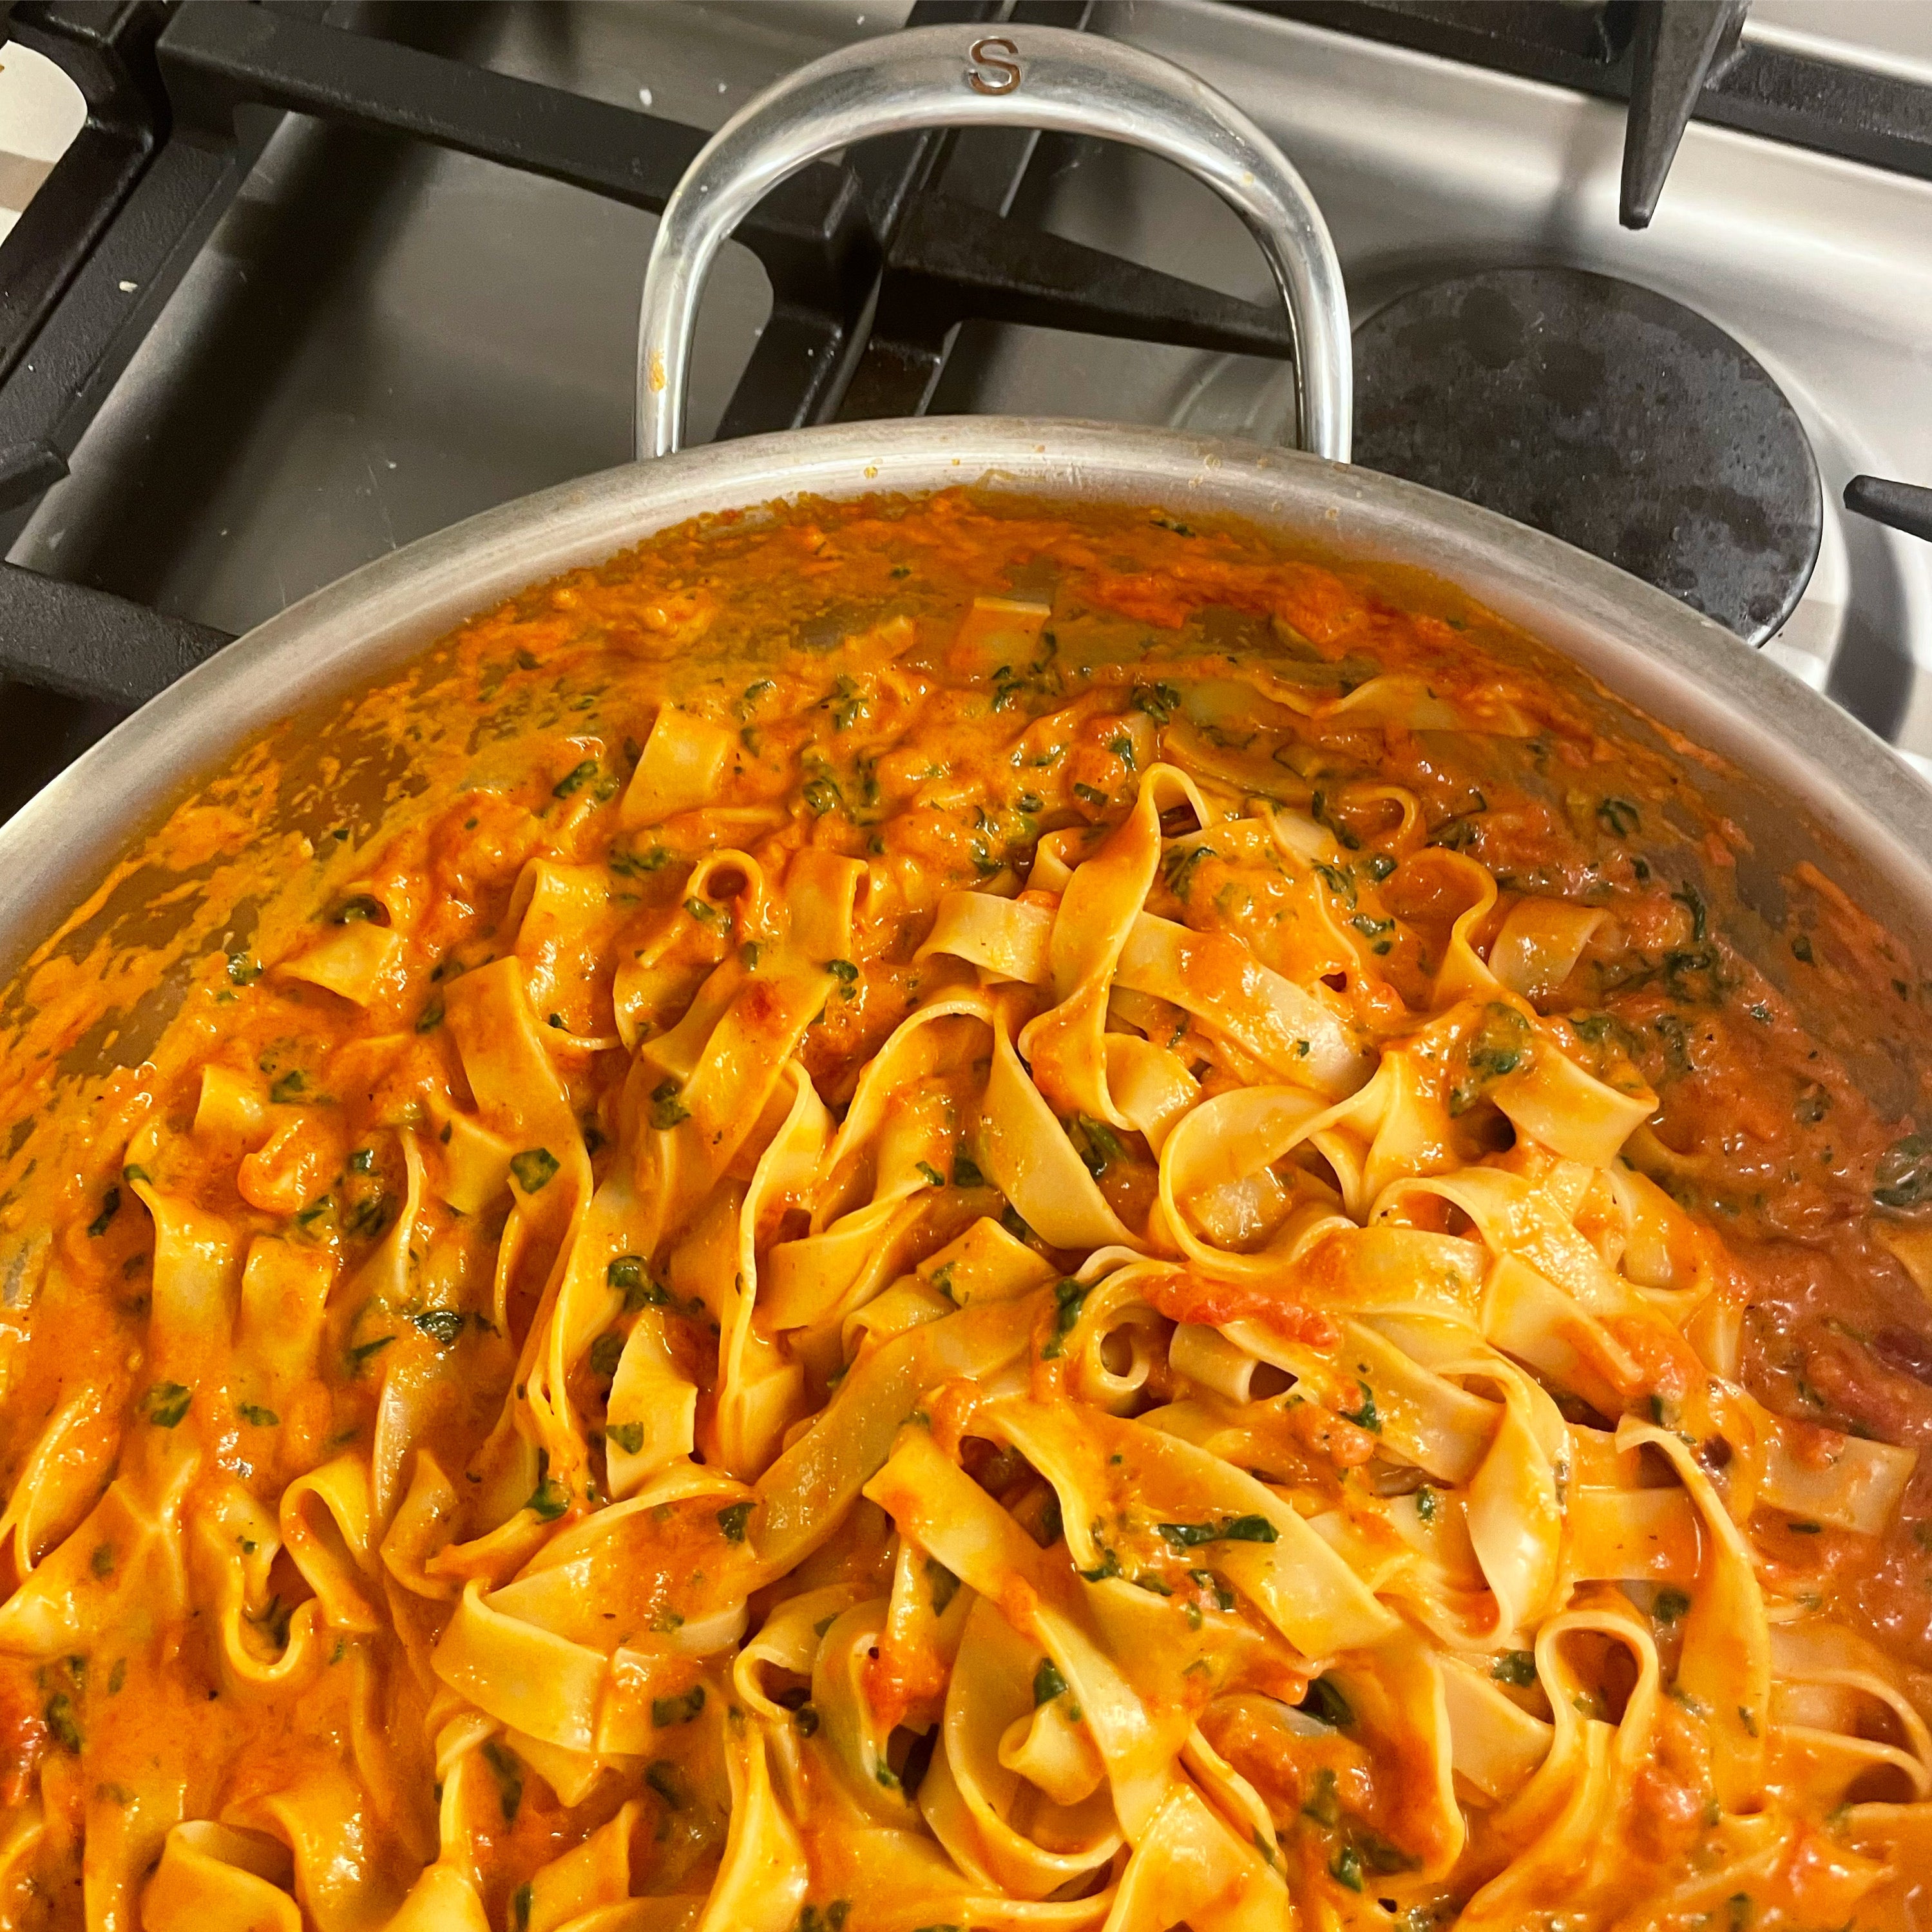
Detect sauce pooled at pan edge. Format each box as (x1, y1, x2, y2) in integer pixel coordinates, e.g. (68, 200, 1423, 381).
(1, 490, 1931, 1930)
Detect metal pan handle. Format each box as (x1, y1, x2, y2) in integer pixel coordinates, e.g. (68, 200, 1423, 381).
(635, 23, 1350, 463)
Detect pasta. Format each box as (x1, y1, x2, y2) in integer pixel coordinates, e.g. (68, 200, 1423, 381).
(2, 490, 1931, 1931)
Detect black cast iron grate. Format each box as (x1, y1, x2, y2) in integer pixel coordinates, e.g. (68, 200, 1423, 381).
(3, 0, 1931, 805)
(0, 0, 1298, 731)
(1246, 1, 1932, 207)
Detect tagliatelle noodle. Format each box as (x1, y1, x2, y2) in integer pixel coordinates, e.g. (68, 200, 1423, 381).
(0, 492, 1928, 1932)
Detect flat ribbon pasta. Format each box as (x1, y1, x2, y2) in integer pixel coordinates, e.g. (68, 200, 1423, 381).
(3, 493, 1918, 1932)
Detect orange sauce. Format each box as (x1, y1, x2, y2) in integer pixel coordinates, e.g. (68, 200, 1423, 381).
(1, 488, 1929, 1926)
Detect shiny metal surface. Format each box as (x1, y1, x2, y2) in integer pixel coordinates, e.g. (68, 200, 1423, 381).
(635, 21, 1351, 461)
(3, 3, 832, 636)
(3, 421, 1929, 1020)
(955, 0, 1932, 749)
(12, 0, 1931, 763)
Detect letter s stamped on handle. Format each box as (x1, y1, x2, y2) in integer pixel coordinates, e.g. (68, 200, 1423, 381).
(967, 35, 1022, 95)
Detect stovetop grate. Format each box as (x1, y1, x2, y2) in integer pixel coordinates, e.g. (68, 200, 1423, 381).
(2, 0, 1931, 819)
(1248, 1, 1932, 200)
(0, 0, 1296, 724)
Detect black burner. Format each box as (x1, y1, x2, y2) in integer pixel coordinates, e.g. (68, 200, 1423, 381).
(1352, 267, 1822, 646)
(5, 0, 1916, 764)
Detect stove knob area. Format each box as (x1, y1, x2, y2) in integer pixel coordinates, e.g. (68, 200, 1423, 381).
(1845, 476, 1932, 548)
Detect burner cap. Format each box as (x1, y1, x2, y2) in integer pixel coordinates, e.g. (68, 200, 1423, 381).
(1352, 267, 1821, 646)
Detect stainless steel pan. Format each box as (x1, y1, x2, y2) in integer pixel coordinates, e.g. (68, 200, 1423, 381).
(3, 24, 1929, 1095)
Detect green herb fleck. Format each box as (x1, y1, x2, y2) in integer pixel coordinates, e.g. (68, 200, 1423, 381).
(510, 1147, 559, 1193)
(1312, 859, 1357, 906)
(1340, 1379, 1381, 1432)
(140, 1382, 191, 1428)
(1671, 883, 1708, 942)
(609, 845, 673, 879)
(1450, 1002, 1531, 1114)
(1311, 789, 1361, 851)
(1156, 1514, 1278, 1547)
(1874, 1132, 1932, 1209)
(926, 1558, 960, 1617)
(412, 1308, 463, 1347)
(1190, 1568, 1237, 1612)
(1158, 842, 1219, 906)
(342, 1191, 394, 1240)
(526, 1474, 569, 1521)
(481, 1739, 522, 1822)
(1302, 1676, 1353, 1730)
(44, 1693, 82, 1755)
(1131, 682, 1182, 725)
(607, 1254, 647, 1296)
(1427, 814, 1481, 852)
(653, 1685, 706, 1727)
(1069, 1114, 1124, 1179)
(1040, 1277, 1089, 1359)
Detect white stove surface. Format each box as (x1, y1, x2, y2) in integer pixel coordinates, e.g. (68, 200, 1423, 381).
(1748, 0, 1932, 88)
(942, 0, 1932, 762)
(0, 37, 86, 245)
(8, 0, 1931, 768)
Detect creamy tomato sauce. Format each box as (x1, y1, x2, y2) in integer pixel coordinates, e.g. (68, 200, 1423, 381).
(0, 490, 1927, 1930)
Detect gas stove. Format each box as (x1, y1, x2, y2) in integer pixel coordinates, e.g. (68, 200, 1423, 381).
(2, 0, 1930, 820)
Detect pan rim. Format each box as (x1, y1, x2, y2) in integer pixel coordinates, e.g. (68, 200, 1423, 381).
(3, 416, 1926, 984)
